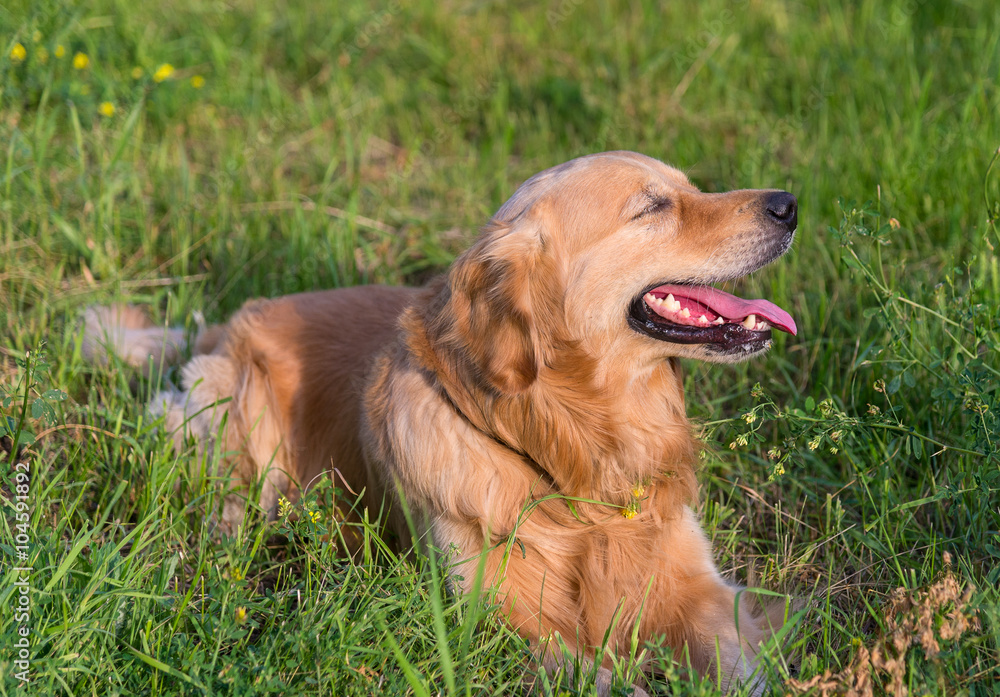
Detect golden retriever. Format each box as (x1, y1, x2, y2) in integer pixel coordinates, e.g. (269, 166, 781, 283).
(84, 151, 798, 694)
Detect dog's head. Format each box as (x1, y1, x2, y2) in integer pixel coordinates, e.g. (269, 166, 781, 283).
(444, 151, 798, 395)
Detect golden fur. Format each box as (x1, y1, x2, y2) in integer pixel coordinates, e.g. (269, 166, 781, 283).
(84, 151, 797, 693)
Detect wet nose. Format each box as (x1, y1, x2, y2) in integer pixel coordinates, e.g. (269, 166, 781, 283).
(764, 191, 798, 232)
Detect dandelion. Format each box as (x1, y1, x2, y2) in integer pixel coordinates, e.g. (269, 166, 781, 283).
(153, 63, 174, 82)
(191, 74, 205, 89)
(10, 43, 26, 62)
(73, 52, 89, 69)
(55, 44, 65, 58)
(131, 66, 143, 79)
(98, 101, 115, 117)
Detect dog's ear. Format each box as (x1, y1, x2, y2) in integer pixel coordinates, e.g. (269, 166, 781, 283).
(451, 249, 537, 395)
(448, 212, 551, 395)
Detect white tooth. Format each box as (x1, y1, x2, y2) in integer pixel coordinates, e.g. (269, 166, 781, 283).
(742, 314, 756, 329)
(713, 316, 724, 325)
(644, 293, 659, 306)
(666, 293, 674, 305)
(699, 315, 708, 324)
(680, 308, 690, 318)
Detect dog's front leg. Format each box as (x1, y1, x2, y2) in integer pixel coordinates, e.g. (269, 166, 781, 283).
(686, 584, 770, 695)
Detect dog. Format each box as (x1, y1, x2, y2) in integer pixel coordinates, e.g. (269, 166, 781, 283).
(84, 151, 798, 693)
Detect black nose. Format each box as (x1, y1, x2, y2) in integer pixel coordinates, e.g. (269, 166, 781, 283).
(764, 191, 798, 232)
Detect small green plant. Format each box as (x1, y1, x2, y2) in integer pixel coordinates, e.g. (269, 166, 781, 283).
(1, 348, 67, 464)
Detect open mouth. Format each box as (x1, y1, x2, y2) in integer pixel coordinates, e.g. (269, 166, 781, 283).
(627, 283, 797, 355)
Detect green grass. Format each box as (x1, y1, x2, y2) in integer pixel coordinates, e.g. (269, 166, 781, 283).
(2, 0, 999, 694)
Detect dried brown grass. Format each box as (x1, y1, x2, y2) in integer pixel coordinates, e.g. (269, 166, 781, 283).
(786, 554, 980, 697)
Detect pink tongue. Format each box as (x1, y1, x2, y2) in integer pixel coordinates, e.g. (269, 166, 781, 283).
(649, 284, 797, 335)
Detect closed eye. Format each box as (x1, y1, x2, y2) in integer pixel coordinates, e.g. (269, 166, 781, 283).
(630, 195, 673, 222)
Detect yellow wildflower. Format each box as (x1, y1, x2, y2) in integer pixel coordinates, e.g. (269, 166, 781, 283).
(55, 44, 65, 58)
(10, 43, 26, 62)
(131, 66, 143, 79)
(235, 606, 248, 624)
(191, 74, 205, 89)
(630, 483, 646, 499)
(153, 63, 174, 82)
(99, 101, 115, 117)
(308, 509, 322, 523)
(622, 500, 640, 519)
(72, 52, 89, 70)
(278, 496, 292, 518)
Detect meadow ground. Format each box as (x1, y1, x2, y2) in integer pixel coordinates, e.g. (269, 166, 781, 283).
(1, 0, 999, 694)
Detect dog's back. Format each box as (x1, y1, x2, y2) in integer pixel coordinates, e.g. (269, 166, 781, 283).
(83, 285, 420, 533)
